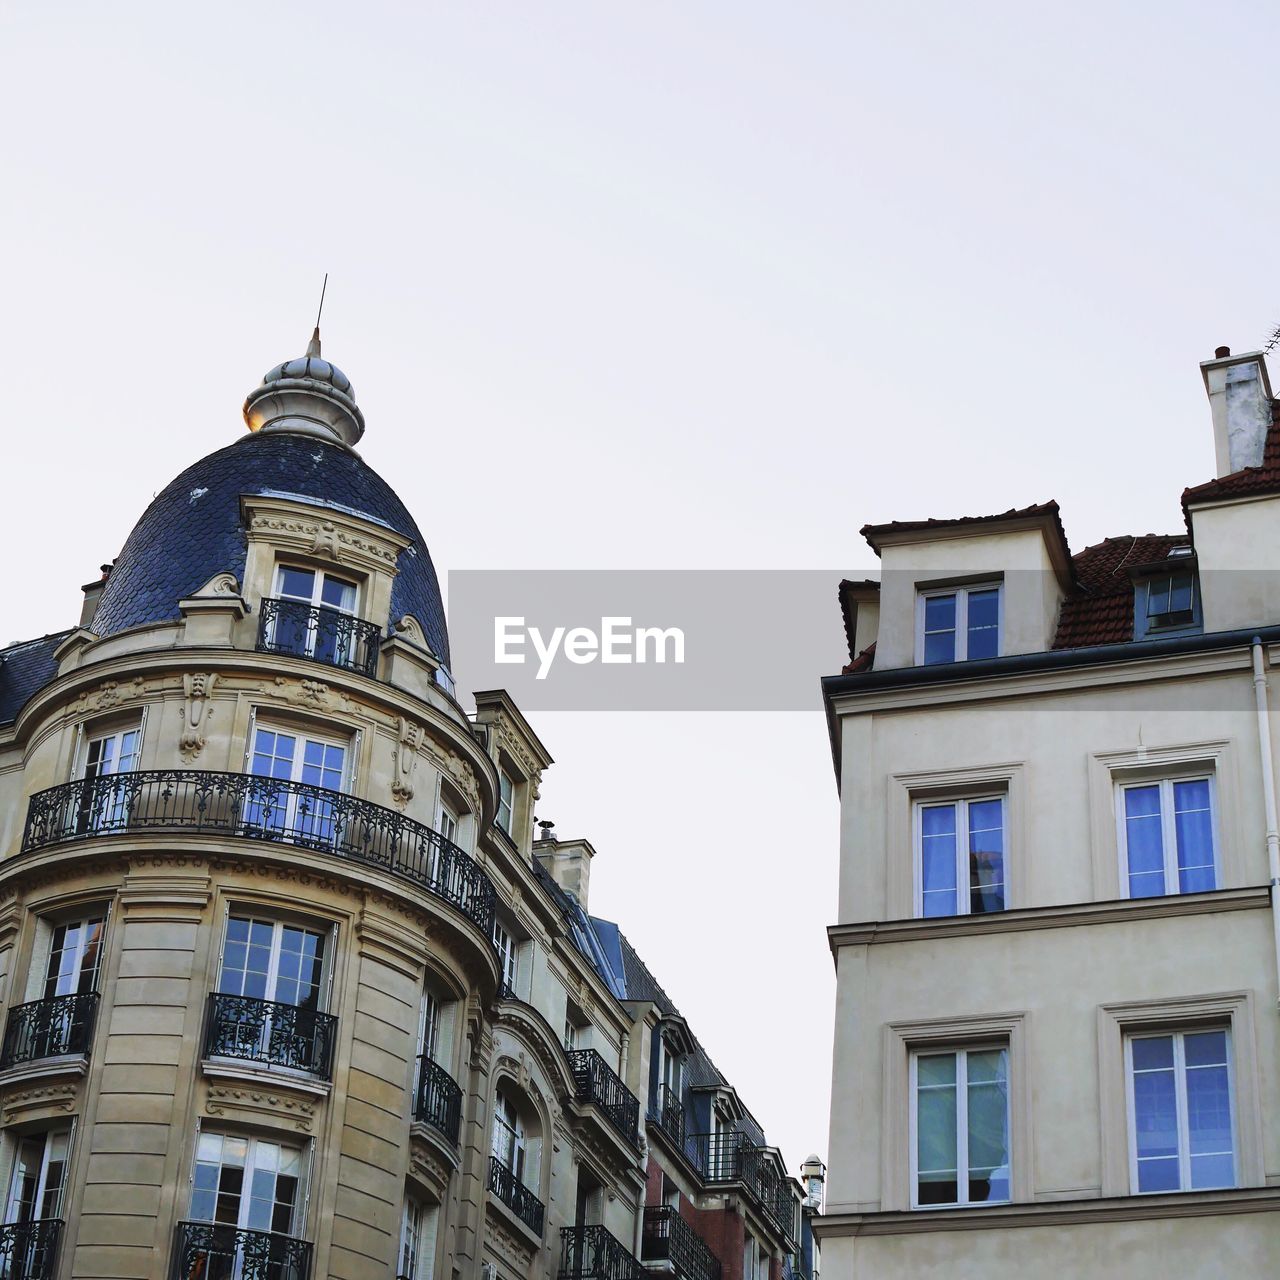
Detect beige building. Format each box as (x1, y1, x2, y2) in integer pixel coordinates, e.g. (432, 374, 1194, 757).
(816, 347, 1280, 1275)
(0, 333, 811, 1280)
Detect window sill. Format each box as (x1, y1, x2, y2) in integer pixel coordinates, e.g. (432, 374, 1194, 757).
(828, 885, 1269, 951)
(0, 1054, 88, 1089)
(814, 1185, 1280, 1237)
(201, 1058, 332, 1098)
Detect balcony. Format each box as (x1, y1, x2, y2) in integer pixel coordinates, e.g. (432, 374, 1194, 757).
(0, 993, 99, 1070)
(488, 1155, 545, 1237)
(171, 1221, 311, 1280)
(22, 772, 496, 938)
(414, 1055, 462, 1145)
(567, 1049, 641, 1148)
(641, 1207, 721, 1280)
(688, 1132, 794, 1243)
(650, 1082, 686, 1150)
(558, 1224, 644, 1280)
(203, 994, 336, 1080)
(256, 597, 381, 679)
(0, 1219, 62, 1280)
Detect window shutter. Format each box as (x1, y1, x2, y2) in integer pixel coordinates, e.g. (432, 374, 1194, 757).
(135, 705, 149, 767)
(348, 729, 362, 792)
(300, 1139, 316, 1231)
(323, 924, 338, 1013)
(213, 903, 231, 989)
(242, 708, 258, 773)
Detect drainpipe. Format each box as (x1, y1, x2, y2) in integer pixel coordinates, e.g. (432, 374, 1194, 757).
(1249, 638, 1280, 1012)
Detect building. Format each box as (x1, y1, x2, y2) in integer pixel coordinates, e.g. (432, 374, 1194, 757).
(815, 346, 1280, 1275)
(0, 333, 816, 1280)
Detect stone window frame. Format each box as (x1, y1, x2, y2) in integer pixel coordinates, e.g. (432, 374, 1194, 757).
(887, 763, 1025, 921)
(1096, 990, 1263, 1198)
(882, 1010, 1031, 1213)
(1088, 739, 1240, 902)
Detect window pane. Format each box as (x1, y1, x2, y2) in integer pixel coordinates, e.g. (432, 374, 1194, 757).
(1124, 786, 1165, 897)
(923, 631, 956, 665)
(966, 590, 1000, 660)
(1130, 1036, 1174, 1072)
(1132, 1034, 1178, 1191)
(967, 1049, 1009, 1203)
(278, 568, 315, 600)
(967, 799, 1005, 914)
(1147, 578, 1171, 617)
(920, 805, 958, 917)
(1185, 1031, 1233, 1189)
(321, 575, 357, 611)
(1169, 574, 1194, 613)
(922, 595, 957, 666)
(916, 1054, 958, 1205)
(1173, 781, 1215, 893)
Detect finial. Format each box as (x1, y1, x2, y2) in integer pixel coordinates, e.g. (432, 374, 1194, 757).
(307, 273, 329, 357)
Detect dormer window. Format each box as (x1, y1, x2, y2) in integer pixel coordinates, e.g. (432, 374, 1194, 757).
(259, 564, 381, 677)
(1133, 552, 1201, 640)
(916, 584, 1001, 665)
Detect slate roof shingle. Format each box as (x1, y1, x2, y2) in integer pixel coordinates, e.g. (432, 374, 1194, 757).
(0, 631, 73, 726)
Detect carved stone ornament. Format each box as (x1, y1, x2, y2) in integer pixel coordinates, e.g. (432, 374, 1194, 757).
(205, 1084, 317, 1133)
(180, 672, 216, 760)
(443, 751, 482, 815)
(258, 675, 358, 715)
(311, 521, 341, 560)
(392, 614, 434, 655)
(191, 572, 241, 597)
(392, 717, 423, 808)
(247, 512, 399, 567)
(485, 1216, 536, 1265)
(77, 676, 146, 712)
(1, 1082, 78, 1124)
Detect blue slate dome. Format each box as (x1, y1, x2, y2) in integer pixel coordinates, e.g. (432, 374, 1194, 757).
(90, 430, 450, 667)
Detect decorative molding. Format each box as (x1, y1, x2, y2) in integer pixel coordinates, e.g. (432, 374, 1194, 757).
(813, 1186, 1280, 1238)
(205, 1082, 321, 1133)
(191, 572, 242, 598)
(408, 1124, 458, 1197)
(242, 496, 408, 579)
(0, 1079, 79, 1124)
(255, 675, 359, 716)
(828, 885, 1270, 951)
(393, 717, 424, 808)
(483, 1206, 538, 1264)
(442, 750, 482, 816)
(179, 673, 217, 760)
(75, 676, 147, 713)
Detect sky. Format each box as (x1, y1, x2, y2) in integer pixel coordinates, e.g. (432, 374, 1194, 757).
(3, 0, 1280, 1177)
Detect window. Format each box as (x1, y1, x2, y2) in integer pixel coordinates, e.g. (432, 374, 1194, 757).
(492, 920, 518, 996)
(1118, 777, 1216, 898)
(916, 584, 1001, 665)
(270, 566, 360, 667)
(190, 1132, 305, 1236)
(1126, 1028, 1235, 1193)
(246, 724, 348, 843)
(915, 796, 1005, 916)
(276, 566, 357, 615)
(492, 1089, 526, 1180)
(74, 724, 141, 832)
(1145, 571, 1196, 630)
(4, 1129, 69, 1225)
(496, 769, 515, 835)
(436, 801, 458, 847)
(912, 1045, 1009, 1208)
(418, 989, 441, 1062)
(218, 917, 327, 1012)
(398, 1195, 435, 1280)
(42, 915, 105, 1000)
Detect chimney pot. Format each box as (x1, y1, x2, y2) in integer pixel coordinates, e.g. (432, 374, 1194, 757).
(1215, 346, 1231, 359)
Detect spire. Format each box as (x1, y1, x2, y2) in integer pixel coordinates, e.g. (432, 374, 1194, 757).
(306, 326, 322, 359)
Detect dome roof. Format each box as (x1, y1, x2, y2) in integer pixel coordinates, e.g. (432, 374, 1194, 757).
(262, 354, 354, 397)
(90, 431, 450, 666)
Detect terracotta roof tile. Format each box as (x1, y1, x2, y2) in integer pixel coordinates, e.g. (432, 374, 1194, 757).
(861, 501, 1069, 556)
(1183, 398, 1280, 511)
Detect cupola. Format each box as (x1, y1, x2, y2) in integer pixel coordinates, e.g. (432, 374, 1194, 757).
(243, 327, 366, 447)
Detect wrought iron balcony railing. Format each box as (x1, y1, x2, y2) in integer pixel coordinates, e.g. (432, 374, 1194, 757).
(650, 1081, 686, 1150)
(172, 1221, 311, 1280)
(641, 1206, 721, 1280)
(488, 1155, 545, 1237)
(567, 1049, 641, 1148)
(256, 597, 381, 679)
(22, 772, 496, 937)
(203, 993, 336, 1080)
(558, 1224, 645, 1280)
(414, 1055, 462, 1145)
(0, 992, 99, 1069)
(688, 1132, 795, 1243)
(0, 1219, 62, 1280)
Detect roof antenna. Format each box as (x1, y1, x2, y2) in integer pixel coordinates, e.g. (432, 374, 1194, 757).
(307, 273, 328, 358)
(1265, 323, 1280, 356)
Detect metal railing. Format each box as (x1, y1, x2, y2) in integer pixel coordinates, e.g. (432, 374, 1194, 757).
(558, 1224, 645, 1280)
(488, 1155, 545, 1237)
(414, 1055, 462, 1145)
(567, 1049, 641, 1148)
(650, 1081, 686, 1150)
(203, 994, 336, 1080)
(0, 993, 99, 1069)
(22, 772, 496, 937)
(688, 1132, 795, 1243)
(256, 598, 381, 678)
(641, 1206, 721, 1280)
(0, 1219, 62, 1280)
(171, 1221, 312, 1280)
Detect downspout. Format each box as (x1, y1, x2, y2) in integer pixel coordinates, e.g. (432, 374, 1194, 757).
(1249, 637, 1280, 1012)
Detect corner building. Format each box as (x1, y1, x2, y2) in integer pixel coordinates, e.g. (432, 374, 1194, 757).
(0, 335, 816, 1280)
(816, 347, 1280, 1277)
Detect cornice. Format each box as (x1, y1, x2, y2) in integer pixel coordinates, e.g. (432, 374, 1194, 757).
(828, 886, 1269, 953)
(813, 1186, 1280, 1238)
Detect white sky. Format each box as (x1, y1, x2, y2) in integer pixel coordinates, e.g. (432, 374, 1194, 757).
(3, 1, 1279, 1176)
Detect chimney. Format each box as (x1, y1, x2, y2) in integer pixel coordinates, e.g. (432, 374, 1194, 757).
(800, 1154, 826, 1211)
(1201, 347, 1273, 477)
(79, 563, 113, 629)
(533, 830, 595, 910)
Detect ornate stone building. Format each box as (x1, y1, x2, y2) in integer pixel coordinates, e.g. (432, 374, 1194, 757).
(0, 334, 817, 1280)
(816, 346, 1280, 1275)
